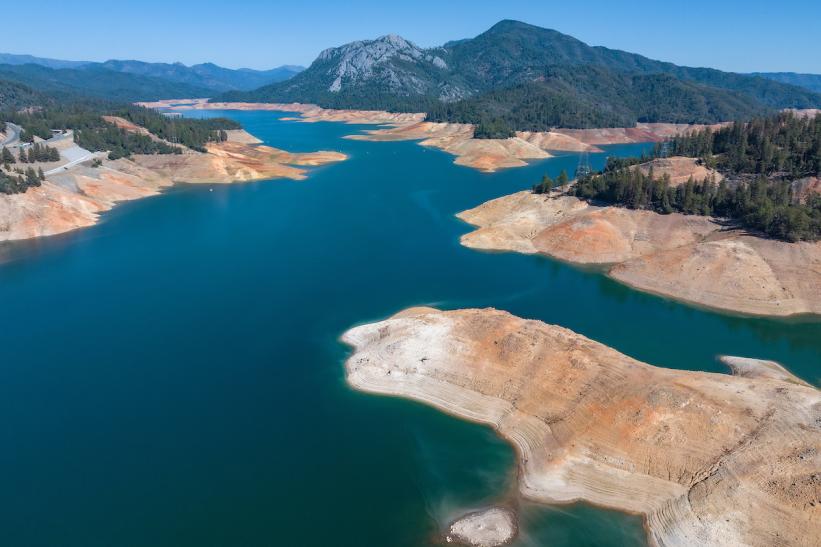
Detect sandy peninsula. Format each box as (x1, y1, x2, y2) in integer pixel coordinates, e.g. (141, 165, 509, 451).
(137, 99, 727, 173)
(342, 307, 821, 547)
(0, 123, 346, 242)
(456, 160, 821, 317)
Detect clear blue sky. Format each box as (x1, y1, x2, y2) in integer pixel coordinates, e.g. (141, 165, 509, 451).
(5, 0, 820, 73)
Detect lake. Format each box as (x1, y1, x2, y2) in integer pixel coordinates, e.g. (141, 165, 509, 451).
(0, 110, 817, 546)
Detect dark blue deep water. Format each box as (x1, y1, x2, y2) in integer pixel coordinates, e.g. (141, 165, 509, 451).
(0, 111, 817, 546)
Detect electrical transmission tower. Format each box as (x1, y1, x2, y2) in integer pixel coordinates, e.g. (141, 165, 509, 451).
(576, 148, 591, 179)
(575, 114, 592, 179)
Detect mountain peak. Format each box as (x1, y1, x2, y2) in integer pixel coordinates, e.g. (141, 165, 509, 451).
(479, 19, 568, 40)
(488, 19, 534, 31)
(313, 33, 448, 94)
(376, 34, 414, 49)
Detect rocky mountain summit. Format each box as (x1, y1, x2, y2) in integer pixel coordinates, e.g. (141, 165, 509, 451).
(266, 33, 465, 105)
(317, 34, 449, 94)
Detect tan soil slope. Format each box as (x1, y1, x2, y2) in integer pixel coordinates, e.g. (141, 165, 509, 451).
(515, 131, 599, 152)
(347, 121, 552, 172)
(791, 176, 820, 204)
(458, 192, 821, 316)
(610, 234, 821, 316)
(633, 157, 723, 186)
(0, 136, 346, 242)
(554, 122, 728, 145)
(343, 307, 821, 547)
(458, 193, 716, 263)
(136, 98, 424, 125)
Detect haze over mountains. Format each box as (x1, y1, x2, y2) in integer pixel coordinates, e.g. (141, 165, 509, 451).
(222, 20, 821, 134)
(0, 52, 303, 102)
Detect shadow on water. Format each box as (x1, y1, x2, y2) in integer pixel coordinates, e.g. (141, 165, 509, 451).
(0, 110, 817, 546)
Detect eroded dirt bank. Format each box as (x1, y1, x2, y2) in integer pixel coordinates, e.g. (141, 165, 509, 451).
(457, 190, 821, 317)
(343, 307, 821, 547)
(0, 130, 346, 242)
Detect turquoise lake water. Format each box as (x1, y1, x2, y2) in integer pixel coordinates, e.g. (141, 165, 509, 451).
(0, 110, 818, 546)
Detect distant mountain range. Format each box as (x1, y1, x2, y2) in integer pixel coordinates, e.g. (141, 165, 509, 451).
(753, 72, 821, 94)
(220, 20, 821, 134)
(0, 52, 303, 103)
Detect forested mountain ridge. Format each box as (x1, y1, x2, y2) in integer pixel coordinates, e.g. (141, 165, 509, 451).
(96, 60, 303, 92)
(0, 64, 215, 103)
(222, 20, 821, 134)
(0, 52, 89, 70)
(753, 72, 821, 94)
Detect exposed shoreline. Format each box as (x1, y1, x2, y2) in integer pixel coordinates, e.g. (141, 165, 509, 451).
(456, 183, 821, 317)
(137, 99, 727, 173)
(342, 307, 821, 547)
(0, 127, 346, 243)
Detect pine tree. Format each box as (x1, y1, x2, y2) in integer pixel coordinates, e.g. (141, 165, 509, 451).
(557, 169, 569, 192)
(1, 147, 14, 166)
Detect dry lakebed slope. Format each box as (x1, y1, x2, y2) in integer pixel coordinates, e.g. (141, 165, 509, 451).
(342, 307, 820, 547)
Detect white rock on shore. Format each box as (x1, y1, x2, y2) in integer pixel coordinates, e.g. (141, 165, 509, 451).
(447, 507, 516, 547)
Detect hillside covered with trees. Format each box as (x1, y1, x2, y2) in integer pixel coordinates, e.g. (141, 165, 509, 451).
(1, 101, 239, 160)
(1, 74, 242, 193)
(0, 79, 49, 111)
(0, 166, 43, 194)
(571, 112, 821, 241)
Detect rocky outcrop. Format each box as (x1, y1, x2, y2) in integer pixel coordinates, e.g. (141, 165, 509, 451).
(457, 192, 821, 316)
(0, 131, 346, 242)
(446, 507, 517, 547)
(315, 34, 452, 96)
(343, 307, 821, 547)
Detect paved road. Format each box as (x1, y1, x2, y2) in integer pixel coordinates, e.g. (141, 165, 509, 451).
(44, 153, 98, 176)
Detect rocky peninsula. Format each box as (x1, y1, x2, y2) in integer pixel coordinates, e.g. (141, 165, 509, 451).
(457, 168, 821, 317)
(0, 125, 346, 242)
(343, 307, 821, 547)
